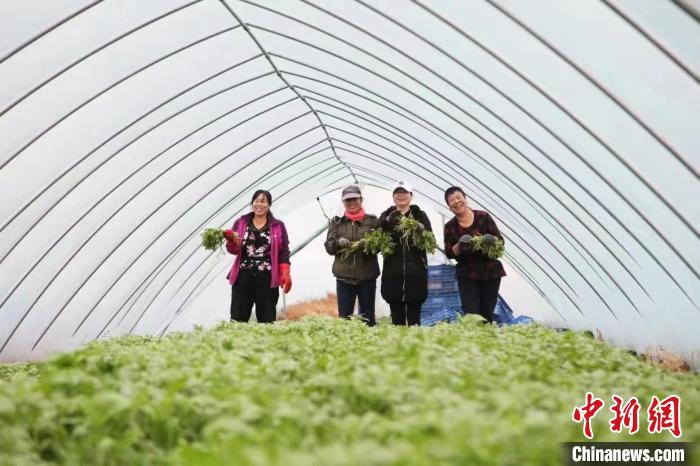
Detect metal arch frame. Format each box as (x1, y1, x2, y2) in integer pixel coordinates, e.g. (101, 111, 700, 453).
(0, 53, 267, 239)
(0, 68, 281, 264)
(272, 61, 697, 304)
(600, 0, 699, 83)
(410, 0, 700, 276)
(26, 121, 324, 352)
(151, 158, 345, 337)
(218, 0, 357, 184)
(325, 124, 638, 316)
(0, 89, 300, 313)
(103, 142, 334, 337)
(0, 0, 103, 64)
(248, 22, 631, 237)
(333, 148, 582, 320)
(243, 0, 617, 218)
(248, 0, 698, 266)
(0, 0, 204, 119)
(1, 24, 240, 169)
(0, 2, 696, 346)
(2, 112, 319, 354)
(256, 0, 658, 260)
(307, 0, 699, 289)
(672, 0, 700, 26)
(486, 0, 698, 178)
(153, 160, 349, 336)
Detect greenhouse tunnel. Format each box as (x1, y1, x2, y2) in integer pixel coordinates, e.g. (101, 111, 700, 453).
(0, 0, 698, 367)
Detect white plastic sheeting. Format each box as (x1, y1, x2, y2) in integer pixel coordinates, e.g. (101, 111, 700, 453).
(0, 0, 698, 365)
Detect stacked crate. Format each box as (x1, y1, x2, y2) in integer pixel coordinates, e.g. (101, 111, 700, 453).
(421, 264, 461, 326)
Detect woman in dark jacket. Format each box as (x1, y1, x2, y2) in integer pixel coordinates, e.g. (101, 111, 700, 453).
(443, 186, 505, 323)
(225, 190, 292, 323)
(379, 181, 432, 326)
(324, 185, 380, 326)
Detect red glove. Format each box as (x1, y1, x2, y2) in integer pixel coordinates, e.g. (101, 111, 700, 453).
(224, 229, 239, 245)
(279, 263, 292, 294)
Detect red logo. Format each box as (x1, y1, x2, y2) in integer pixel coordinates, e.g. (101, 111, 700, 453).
(573, 394, 681, 439)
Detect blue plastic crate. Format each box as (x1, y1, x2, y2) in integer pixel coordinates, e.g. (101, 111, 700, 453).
(423, 292, 461, 310)
(427, 278, 459, 293)
(427, 265, 456, 280)
(421, 306, 461, 326)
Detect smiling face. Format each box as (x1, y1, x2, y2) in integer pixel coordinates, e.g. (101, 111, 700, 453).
(447, 191, 469, 215)
(252, 193, 270, 217)
(393, 189, 412, 210)
(343, 197, 363, 214)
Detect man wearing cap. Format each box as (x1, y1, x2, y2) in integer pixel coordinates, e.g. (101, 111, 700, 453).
(324, 185, 380, 326)
(378, 181, 432, 326)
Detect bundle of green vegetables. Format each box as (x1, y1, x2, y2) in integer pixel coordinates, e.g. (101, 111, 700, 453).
(201, 228, 225, 252)
(340, 229, 395, 259)
(395, 216, 438, 253)
(471, 234, 505, 259)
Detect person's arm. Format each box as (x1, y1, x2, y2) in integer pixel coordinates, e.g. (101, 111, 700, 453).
(278, 223, 291, 264)
(278, 223, 292, 293)
(485, 213, 504, 244)
(225, 219, 241, 255)
(324, 219, 341, 255)
(419, 210, 432, 232)
(444, 223, 458, 259)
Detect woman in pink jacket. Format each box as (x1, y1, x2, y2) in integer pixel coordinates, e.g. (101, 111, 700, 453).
(224, 190, 292, 323)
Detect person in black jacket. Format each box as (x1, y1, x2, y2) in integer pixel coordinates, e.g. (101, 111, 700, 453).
(378, 181, 432, 326)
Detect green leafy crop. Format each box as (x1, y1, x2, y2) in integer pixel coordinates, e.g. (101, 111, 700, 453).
(1, 319, 697, 466)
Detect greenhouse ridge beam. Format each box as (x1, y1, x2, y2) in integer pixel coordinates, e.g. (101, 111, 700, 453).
(218, 0, 357, 184)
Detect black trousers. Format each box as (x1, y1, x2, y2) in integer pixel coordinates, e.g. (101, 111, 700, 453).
(389, 301, 422, 326)
(230, 269, 279, 323)
(457, 277, 501, 322)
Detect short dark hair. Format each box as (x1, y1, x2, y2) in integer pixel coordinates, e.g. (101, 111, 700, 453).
(444, 186, 465, 204)
(251, 189, 272, 205)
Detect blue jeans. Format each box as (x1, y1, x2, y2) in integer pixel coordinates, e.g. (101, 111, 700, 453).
(336, 279, 376, 326)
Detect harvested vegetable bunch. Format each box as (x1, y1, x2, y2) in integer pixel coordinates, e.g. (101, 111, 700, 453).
(362, 229, 395, 256)
(201, 228, 225, 251)
(395, 216, 438, 253)
(471, 234, 505, 259)
(340, 230, 395, 260)
(340, 239, 364, 260)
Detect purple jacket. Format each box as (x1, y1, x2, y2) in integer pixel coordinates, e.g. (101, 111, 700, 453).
(226, 212, 290, 287)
